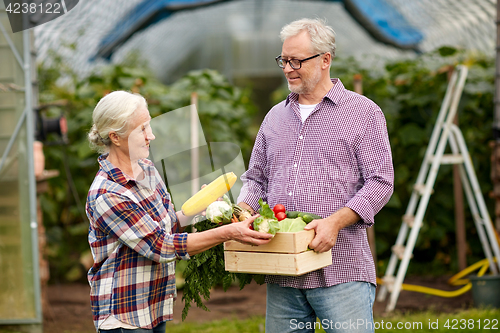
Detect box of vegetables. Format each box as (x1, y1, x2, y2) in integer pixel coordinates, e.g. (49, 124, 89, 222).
(223, 199, 332, 276)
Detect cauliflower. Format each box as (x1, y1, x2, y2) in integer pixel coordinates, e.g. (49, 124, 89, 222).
(252, 198, 280, 235)
(254, 217, 280, 235)
(205, 200, 233, 224)
(256, 219, 270, 233)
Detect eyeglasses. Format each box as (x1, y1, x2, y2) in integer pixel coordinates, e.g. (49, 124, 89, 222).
(275, 53, 325, 70)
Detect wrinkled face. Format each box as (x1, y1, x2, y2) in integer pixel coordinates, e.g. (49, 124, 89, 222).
(127, 106, 155, 162)
(281, 31, 323, 95)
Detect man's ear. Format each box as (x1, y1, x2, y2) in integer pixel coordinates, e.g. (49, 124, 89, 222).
(322, 52, 332, 70)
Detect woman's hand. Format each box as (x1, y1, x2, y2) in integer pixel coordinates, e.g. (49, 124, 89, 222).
(186, 214, 273, 255)
(176, 184, 209, 227)
(224, 214, 273, 246)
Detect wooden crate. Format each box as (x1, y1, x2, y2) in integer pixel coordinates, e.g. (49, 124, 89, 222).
(224, 229, 315, 254)
(223, 230, 332, 276)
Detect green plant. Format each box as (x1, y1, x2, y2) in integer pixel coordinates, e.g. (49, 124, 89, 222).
(180, 219, 264, 320)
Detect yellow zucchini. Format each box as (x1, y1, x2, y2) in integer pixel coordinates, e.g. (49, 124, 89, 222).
(181, 172, 237, 216)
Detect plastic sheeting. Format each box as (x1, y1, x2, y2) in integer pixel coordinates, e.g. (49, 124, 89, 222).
(95, 0, 229, 60)
(34, 0, 496, 83)
(94, 0, 424, 60)
(342, 0, 423, 50)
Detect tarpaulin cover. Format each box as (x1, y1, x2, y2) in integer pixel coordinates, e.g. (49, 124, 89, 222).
(94, 0, 423, 60)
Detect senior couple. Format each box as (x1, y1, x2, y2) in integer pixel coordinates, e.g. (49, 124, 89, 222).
(85, 18, 394, 333)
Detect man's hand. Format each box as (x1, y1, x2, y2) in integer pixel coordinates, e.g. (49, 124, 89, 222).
(237, 202, 255, 215)
(304, 207, 360, 253)
(304, 217, 341, 253)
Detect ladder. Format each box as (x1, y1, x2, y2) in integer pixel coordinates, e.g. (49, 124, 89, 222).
(377, 65, 500, 312)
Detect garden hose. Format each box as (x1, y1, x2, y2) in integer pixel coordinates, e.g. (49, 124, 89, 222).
(377, 257, 497, 298)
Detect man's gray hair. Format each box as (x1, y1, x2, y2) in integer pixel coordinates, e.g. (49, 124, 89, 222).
(280, 18, 336, 58)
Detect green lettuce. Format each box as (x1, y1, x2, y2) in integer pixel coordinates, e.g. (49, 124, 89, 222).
(278, 217, 307, 232)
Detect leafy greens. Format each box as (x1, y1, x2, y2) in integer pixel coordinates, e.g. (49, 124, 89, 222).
(253, 198, 280, 235)
(278, 217, 307, 232)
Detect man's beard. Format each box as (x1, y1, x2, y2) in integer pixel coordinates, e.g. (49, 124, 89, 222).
(287, 65, 322, 95)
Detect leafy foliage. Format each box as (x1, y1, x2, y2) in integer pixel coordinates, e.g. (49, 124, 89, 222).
(38, 53, 257, 283)
(253, 198, 280, 235)
(274, 48, 495, 274)
(180, 219, 263, 320)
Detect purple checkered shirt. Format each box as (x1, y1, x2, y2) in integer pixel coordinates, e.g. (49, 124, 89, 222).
(238, 78, 394, 289)
(86, 154, 189, 330)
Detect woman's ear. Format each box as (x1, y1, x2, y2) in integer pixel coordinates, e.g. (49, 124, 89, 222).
(109, 132, 121, 146)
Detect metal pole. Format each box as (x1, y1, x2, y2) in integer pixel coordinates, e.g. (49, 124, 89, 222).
(493, 0, 500, 233)
(453, 115, 467, 272)
(495, 0, 500, 135)
(190, 92, 199, 196)
(24, 29, 42, 323)
(0, 19, 24, 67)
(0, 111, 27, 174)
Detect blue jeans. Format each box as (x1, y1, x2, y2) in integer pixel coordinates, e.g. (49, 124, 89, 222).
(266, 281, 376, 333)
(98, 321, 166, 333)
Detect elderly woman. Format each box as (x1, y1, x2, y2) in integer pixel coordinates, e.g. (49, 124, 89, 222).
(86, 91, 272, 333)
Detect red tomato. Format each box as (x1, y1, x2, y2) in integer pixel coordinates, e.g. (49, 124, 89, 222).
(273, 204, 286, 214)
(275, 212, 287, 221)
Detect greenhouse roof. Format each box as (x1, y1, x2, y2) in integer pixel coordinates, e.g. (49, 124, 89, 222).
(94, 0, 230, 60)
(94, 0, 424, 60)
(34, 0, 496, 82)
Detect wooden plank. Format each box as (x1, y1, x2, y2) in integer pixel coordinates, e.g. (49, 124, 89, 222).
(224, 250, 332, 276)
(224, 229, 315, 254)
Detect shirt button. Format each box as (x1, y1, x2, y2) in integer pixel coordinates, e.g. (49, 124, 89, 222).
(288, 192, 293, 196)
(299, 135, 304, 139)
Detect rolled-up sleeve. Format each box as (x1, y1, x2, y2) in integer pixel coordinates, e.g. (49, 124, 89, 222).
(172, 232, 189, 260)
(346, 107, 394, 227)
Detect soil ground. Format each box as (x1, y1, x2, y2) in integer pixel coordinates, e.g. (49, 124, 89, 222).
(42, 276, 474, 332)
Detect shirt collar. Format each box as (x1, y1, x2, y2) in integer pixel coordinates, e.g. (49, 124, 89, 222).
(285, 78, 343, 107)
(98, 154, 150, 186)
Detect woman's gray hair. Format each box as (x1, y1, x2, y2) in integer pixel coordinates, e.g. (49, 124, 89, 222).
(88, 91, 147, 154)
(280, 18, 336, 59)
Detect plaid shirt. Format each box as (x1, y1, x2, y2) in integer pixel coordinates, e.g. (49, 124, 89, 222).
(86, 155, 189, 330)
(238, 79, 394, 288)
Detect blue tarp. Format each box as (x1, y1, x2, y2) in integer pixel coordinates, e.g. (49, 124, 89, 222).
(94, 0, 229, 60)
(93, 0, 423, 60)
(342, 0, 423, 50)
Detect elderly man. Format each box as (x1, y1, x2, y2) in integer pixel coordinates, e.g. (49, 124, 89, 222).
(238, 18, 394, 333)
